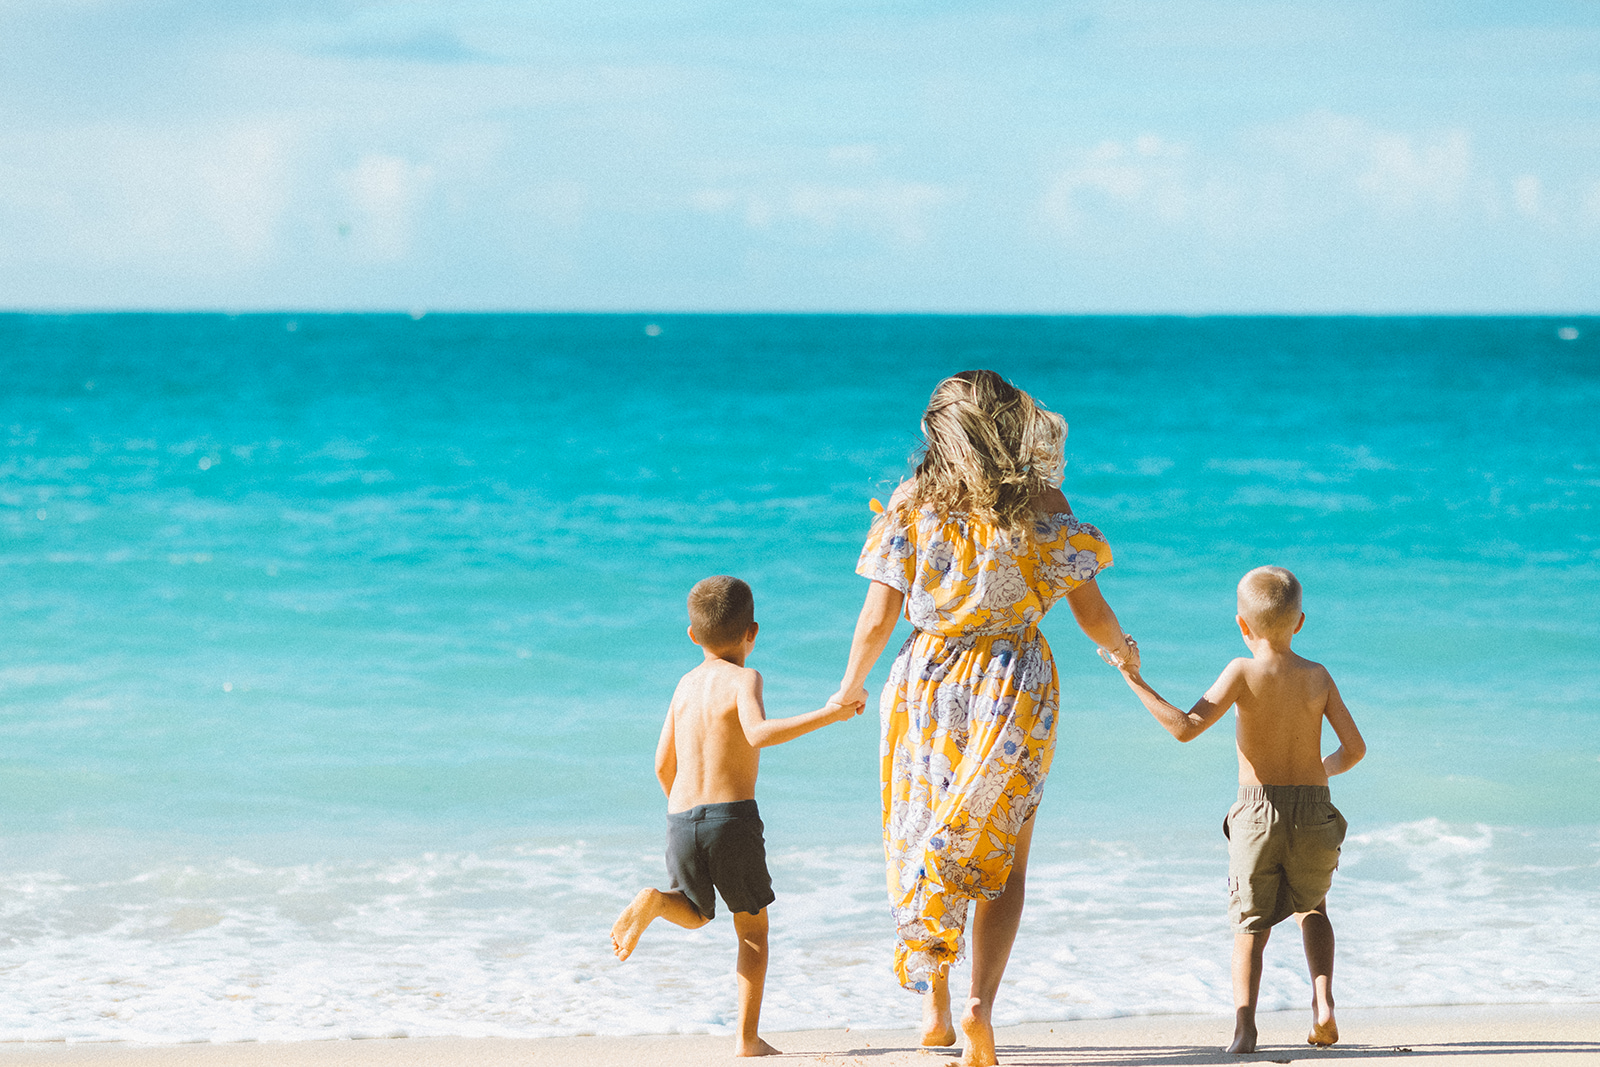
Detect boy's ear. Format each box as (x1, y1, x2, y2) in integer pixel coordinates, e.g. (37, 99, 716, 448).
(1293, 612, 1305, 635)
(1236, 614, 1251, 639)
(745, 621, 760, 642)
(687, 624, 702, 647)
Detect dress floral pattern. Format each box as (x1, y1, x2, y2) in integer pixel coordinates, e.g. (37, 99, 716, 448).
(857, 498, 1112, 991)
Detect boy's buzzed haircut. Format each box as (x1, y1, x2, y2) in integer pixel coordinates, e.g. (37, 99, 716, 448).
(688, 575, 755, 648)
(1237, 565, 1302, 636)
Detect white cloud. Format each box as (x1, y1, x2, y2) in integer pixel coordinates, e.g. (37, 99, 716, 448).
(1268, 112, 1472, 212)
(0, 122, 294, 268)
(827, 144, 880, 167)
(341, 154, 435, 261)
(1043, 136, 1198, 232)
(1582, 182, 1600, 225)
(1037, 112, 1600, 252)
(692, 180, 952, 245)
(1512, 175, 1542, 217)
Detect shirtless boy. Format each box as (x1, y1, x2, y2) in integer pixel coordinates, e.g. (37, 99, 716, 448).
(1105, 566, 1366, 1054)
(609, 575, 862, 1058)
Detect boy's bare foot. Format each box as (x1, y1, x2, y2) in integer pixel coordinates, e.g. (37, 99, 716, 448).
(1308, 1015, 1339, 1046)
(736, 1036, 781, 1057)
(921, 976, 957, 1046)
(958, 998, 997, 1066)
(610, 889, 662, 961)
(1308, 990, 1338, 1045)
(1228, 1008, 1258, 1054)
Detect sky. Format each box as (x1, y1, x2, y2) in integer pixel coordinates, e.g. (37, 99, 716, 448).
(1, 0, 1597, 313)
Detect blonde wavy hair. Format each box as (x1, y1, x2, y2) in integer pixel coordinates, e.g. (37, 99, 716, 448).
(898, 369, 1067, 534)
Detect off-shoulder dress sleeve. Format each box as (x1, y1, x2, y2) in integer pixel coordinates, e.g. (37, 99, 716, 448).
(1036, 514, 1114, 596)
(856, 502, 916, 594)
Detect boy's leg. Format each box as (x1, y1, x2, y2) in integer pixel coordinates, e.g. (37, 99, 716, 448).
(921, 965, 956, 1047)
(1295, 901, 1338, 1046)
(960, 811, 1037, 1067)
(1229, 928, 1269, 1054)
(610, 888, 708, 960)
(731, 908, 779, 1057)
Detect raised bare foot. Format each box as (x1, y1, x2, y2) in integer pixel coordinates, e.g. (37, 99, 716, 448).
(1228, 1009, 1258, 1054)
(737, 1036, 781, 1057)
(609, 888, 661, 961)
(921, 976, 957, 1046)
(1308, 1016, 1339, 1046)
(958, 999, 997, 1067)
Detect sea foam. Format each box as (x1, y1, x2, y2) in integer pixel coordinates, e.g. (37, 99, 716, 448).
(0, 820, 1593, 1042)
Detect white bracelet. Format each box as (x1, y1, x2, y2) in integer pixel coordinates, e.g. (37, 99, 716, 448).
(1096, 634, 1136, 668)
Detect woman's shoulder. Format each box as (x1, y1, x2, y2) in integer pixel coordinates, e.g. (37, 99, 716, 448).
(887, 479, 917, 509)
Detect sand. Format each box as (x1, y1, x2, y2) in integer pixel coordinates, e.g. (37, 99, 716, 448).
(0, 1004, 1595, 1066)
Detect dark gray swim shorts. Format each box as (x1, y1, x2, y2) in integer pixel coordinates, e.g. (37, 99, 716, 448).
(1224, 784, 1347, 933)
(665, 798, 775, 920)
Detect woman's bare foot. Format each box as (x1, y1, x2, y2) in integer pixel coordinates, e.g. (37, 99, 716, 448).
(736, 1036, 781, 1057)
(921, 974, 957, 1046)
(958, 998, 997, 1066)
(1228, 1007, 1258, 1054)
(609, 889, 662, 960)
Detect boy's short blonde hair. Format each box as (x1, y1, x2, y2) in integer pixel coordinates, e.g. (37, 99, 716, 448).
(1237, 566, 1302, 636)
(688, 575, 755, 648)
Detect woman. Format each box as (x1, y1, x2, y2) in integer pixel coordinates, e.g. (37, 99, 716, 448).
(830, 370, 1134, 1067)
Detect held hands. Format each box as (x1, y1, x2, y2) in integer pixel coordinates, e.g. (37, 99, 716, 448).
(822, 697, 865, 723)
(823, 684, 870, 723)
(1096, 634, 1140, 675)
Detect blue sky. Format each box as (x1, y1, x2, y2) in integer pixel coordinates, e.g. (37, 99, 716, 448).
(1, 1, 1597, 312)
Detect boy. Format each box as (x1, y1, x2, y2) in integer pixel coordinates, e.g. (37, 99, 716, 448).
(609, 575, 861, 1058)
(1104, 566, 1366, 1054)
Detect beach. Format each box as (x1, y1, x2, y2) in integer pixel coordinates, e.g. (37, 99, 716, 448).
(0, 1005, 1595, 1065)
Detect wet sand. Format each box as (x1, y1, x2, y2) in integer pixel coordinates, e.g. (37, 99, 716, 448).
(1, 1003, 1595, 1066)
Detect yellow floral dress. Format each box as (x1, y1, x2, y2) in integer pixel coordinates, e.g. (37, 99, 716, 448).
(857, 499, 1113, 991)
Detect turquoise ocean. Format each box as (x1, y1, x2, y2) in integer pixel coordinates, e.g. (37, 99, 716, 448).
(1, 314, 1596, 1041)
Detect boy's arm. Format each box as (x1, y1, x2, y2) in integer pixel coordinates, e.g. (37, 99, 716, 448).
(1118, 659, 1239, 742)
(1320, 673, 1366, 776)
(654, 707, 677, 798)
(738, 669, 862, 749)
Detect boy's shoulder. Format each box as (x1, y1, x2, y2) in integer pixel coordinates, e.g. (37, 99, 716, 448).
(1236, 650, 1329, 677)
(675, 658, 761, 695)
(1286, 651, 1331, 681)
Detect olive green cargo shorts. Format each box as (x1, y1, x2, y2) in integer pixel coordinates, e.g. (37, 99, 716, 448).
(1224, 784, 1347, 933)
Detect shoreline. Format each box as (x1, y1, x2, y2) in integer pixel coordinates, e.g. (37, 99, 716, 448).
(0, 1004, 1595, 1065)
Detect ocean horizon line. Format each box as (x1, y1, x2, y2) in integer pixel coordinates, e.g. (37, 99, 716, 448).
(2, 309, 1596, 320)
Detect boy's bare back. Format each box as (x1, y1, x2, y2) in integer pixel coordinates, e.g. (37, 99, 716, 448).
(660, 659, 765, 812)
(654, 617, 858, 813)
(1202, 651, 1357, 787)
(1107, 565, 1364, 785)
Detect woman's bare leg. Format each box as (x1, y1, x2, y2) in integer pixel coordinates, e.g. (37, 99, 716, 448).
(921, 965, 956, 1046)
(959, 812, 1037, 1067)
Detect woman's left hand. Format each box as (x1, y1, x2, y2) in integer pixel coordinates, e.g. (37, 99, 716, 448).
(829, 684, 869, 711)
(1097, 635, 1139, 673)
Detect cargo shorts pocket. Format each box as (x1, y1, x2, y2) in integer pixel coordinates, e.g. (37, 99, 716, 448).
(1301, 804, 1347, 858)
